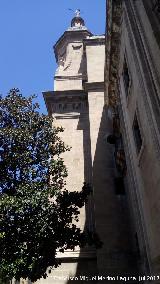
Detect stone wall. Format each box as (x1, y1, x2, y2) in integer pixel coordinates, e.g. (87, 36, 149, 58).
(112, 0, 160, 277)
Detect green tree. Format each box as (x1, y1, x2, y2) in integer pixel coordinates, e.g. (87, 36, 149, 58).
(0, 89, 101, 282)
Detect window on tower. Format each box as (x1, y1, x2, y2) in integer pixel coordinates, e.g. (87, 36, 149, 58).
(132, 114, 143, 154)
(123, 56, 131, 97)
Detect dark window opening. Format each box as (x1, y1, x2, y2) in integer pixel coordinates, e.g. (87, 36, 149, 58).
(132, 114, 142, 153)
(114, 177, 125, 195)
(153, 0, 160, 13)
(123, 56, 130, 96)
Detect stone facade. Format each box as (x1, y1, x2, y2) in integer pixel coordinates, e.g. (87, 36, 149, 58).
(106, 0, 160, 281)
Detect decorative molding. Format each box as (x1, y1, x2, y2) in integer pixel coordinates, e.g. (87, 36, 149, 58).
(43, 90, 88, 115)
(105, 0, 123, 107)
(51, 101, 88, 114)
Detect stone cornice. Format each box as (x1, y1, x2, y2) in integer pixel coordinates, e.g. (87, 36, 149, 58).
(84, 82, 104, 92)
(54, 75, 82, 80)
(43, 90, 87, 114)
(43, 89, 86, 98)
(83, 36, 105, 47)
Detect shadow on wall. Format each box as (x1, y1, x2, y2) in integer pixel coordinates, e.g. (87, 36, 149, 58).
(66, 102, 97, 284)
(66, 104, 139, 283)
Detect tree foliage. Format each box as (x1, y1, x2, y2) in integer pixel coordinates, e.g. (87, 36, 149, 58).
(0, 89, 101, 282)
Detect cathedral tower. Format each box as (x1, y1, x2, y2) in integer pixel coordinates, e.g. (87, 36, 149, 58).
(41, 10, 137, 284)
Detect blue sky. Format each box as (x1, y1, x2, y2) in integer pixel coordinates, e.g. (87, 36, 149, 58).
(0, 0, 106, 113)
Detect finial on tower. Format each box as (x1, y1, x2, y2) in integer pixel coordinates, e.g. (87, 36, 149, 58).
(75, 9, 81, 17)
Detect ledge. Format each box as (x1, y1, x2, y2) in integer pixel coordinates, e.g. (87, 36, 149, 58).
(56, 248, 97, 260)
(84, 81, 104, 92)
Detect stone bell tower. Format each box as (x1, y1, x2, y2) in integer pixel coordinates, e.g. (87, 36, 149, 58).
(42, 9, 137, 284)
(54, 9, 91, 92)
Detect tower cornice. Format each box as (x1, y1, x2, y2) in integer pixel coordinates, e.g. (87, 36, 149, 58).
(54, 30, 92, 62)
(43, 90, 87, 114)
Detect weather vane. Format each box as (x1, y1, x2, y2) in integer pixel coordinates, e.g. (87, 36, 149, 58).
(68, 8, 81, 17)
(75, 9, 81, 17)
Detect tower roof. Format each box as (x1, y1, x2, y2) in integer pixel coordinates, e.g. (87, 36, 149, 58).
(67, 9, 87, 31)
(54, 9, 92, 62)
